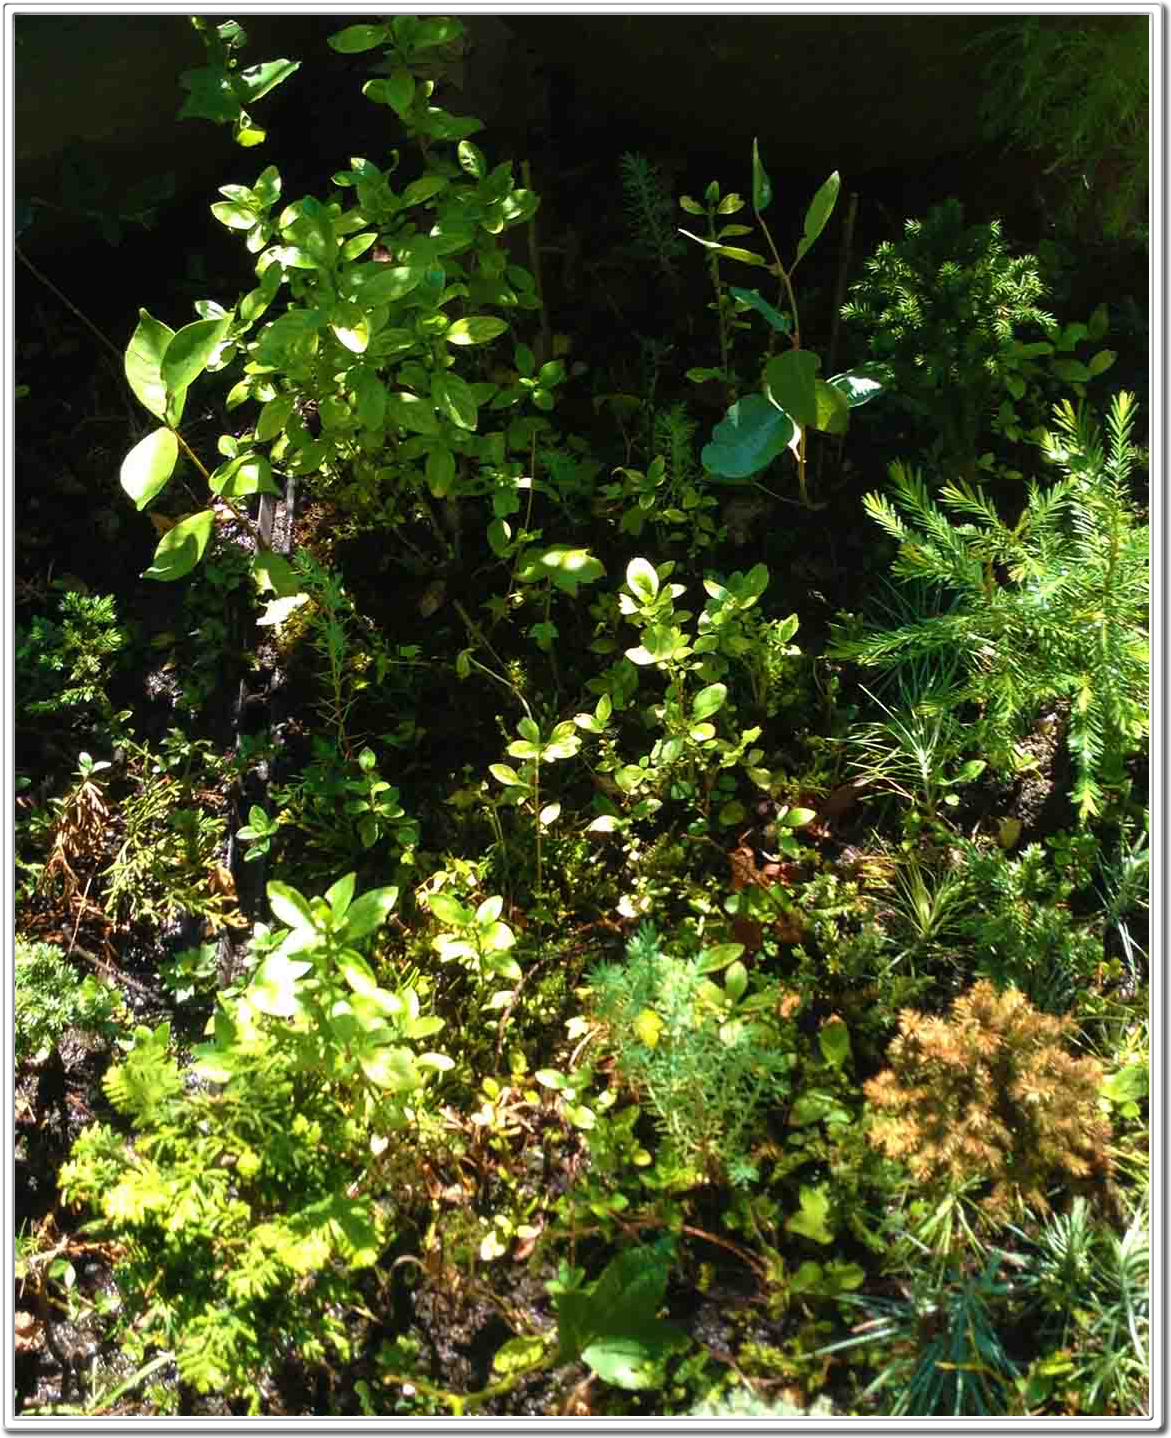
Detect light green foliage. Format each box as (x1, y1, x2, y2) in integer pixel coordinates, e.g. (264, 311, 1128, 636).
(587, 923, 793, 1184)
(830, 392, 1148, 820)
(17, 588, 130, 725)
(974, 15, 1149, 244)
(425, 887, 520, 1003)
(59, 873, 450, 1407)
(587, 557, 771, 820)
(681, 144, 883, 504)
(16, 940, 124, 1065)
(122, 15, 550, 589)
(619, 152, 685, 283)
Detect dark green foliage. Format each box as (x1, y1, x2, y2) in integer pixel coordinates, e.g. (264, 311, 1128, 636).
(951, 841, 1104, 1011)
(973, 15, 1149, 244)
(841, 199, 1054, 468)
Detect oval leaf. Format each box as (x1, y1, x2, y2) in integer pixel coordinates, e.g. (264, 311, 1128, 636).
(161, 314, 233, 395)
(445, 316, 509, 346)
(141, 509, 214, 581)
(125, 310, 177, 422)
(121, 427, 177, 511)
(765, 350, 820, 429)
(702, 393, 794, 480)
(692, 682, 728, 721)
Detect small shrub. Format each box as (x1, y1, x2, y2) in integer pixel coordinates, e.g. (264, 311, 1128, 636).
(864, 979, 1112, 1221)
(16, 939, 123, 1065)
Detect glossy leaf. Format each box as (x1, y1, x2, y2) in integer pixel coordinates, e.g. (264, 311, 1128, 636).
(328, 23, 390, 53)
(751, 137, 772, 213)
(701, 393, 794, 480)
(120, 427, 178, 511)
(764, 350, 820, 429)
(692, 682, 728, 720)
(828, 364, 888, 408)
(161, 314, 233, 395)
(125, 310, 177, 422)
(445, 315, 509, 346)
(625, 557, 659, 603)
(794, 171, 840, 267)
(141, 509, 214, 581)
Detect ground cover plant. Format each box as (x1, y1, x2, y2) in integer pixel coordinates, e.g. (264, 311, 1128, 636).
(13, 13, 1149, 1420)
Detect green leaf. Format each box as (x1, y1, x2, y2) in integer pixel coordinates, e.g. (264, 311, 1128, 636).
(211, 200, 257, 231)
(256, 392, 295, 442)
(325, 872, 356, 919)
(445, 316, 509, 346)
(125, 310, 177, 422)
(432, 372, 478, 430)
(342, 885, 399, 942)
(1052, 358, 1092, 384)
(692, 682, 727, 720)
(427, 892, 473, 927)
(237, 57, 300, 105)
(1086, 348, 1117, 377)
(161, 313, 233, 394)
(724, 960, 748, 1001)
(729, 286, 790, 333)
(209, 452, 279, 498)
(786, 1184, 835, 1245)
(385, 68, 417, 115)
(350, 263, 426, 306)
(142, 509, 214, 581)
(384, 391, 439, 435)
(581, 1329, 684, 1391)
(425, 445, 456, 498)
(751, 137, 772, 212)
(813, 378, 850, 435)
(817, 1017, 851, 1068)
(702, 393, 794, 480)
(828, 364, 888, 408)
(120, 427, 178, 510)
(625, 557, 659, 603)
(267, 880, 315, 931)
(518, 544, 605, 595)
(359, 1045, 421, 1091)
(458, 140, 487, 178)
(764, 349, 820, 429)
(328, 22, 390, 53)
(794, 171, 839, 266)
(249, 951, 312, 1018)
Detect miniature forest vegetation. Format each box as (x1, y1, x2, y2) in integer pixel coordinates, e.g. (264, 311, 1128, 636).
(13, 12, 1150, 1420)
